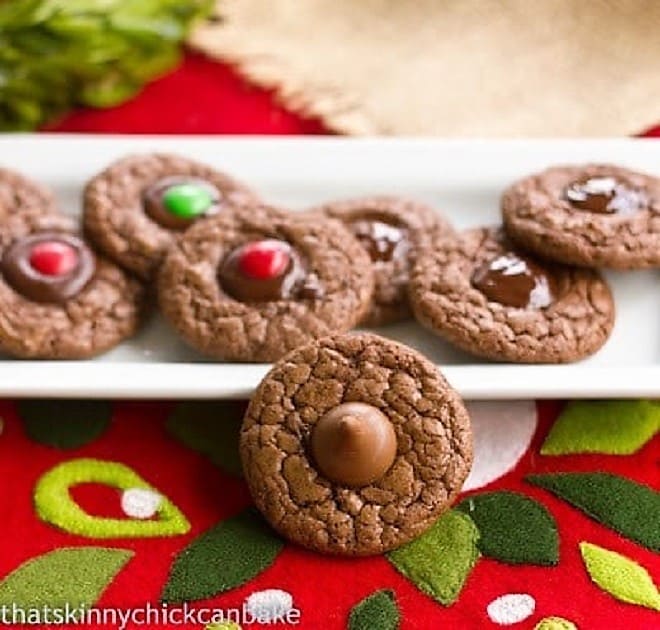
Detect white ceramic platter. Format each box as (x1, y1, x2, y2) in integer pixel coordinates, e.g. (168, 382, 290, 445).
(0, 135, 658, 399)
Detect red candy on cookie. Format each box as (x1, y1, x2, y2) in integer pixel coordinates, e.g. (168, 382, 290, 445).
(237, 240, 291, 280)
(29, 241, 78, 277)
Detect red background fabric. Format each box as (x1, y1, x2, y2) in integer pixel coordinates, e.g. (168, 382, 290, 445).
(46, 54, 327, 136)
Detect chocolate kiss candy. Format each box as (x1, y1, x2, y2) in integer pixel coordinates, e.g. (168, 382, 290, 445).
(310, 402, 397, 487)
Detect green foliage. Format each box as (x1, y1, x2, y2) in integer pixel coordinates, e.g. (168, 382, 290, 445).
(0, 0, 213, 129)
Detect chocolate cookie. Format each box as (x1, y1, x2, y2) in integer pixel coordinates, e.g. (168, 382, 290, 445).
(240, 332, 473, 556)
(409, 226, 615, 363)
(158, 205, 374, 362)
(0, 215, 145, 359)
(0, 167, 65, 236)
(83, 153, 259, 279)
(502, 164, 660, 269)
(313, 196, 449, 326)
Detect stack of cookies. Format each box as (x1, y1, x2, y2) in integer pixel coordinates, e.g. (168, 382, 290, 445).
(83, 153, 457, 362)
(410, 164, 659, 363)
(0, 155, 657, 365)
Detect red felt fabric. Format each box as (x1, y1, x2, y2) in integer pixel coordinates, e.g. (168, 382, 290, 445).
(25, 53, 660, 630)
(0, 401, 658, 630)
(47, 53, 327, 136)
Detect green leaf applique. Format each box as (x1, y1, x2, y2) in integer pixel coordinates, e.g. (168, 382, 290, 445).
(34, 458, 190, 538)
(0, 547, 132, 610)
(580, 542, 660, 610)
(541, 400, 660, 456)
(457, 491, 558, 565)
(19, 399, 112, 449)
(349, 589, 399, 630)
(161, 508, 283, 603)
(526, 472, 660, 551)
(387, 510, 480, 606)
(166, 400, 247, 477)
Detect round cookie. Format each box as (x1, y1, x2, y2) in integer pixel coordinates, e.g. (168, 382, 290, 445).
(0, 215, 146, 359)
(0, 167, 65, 238)
(313, 196, 450, 326)
(409, 226, 615, 363)
(83, 153, 259, 279)
(240, 332, 473, 556)
(502, 164, 660, 269)
(158, 205, 374, 362)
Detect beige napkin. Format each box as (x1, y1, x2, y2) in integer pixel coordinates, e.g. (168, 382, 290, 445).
(189, 0, 660, 136)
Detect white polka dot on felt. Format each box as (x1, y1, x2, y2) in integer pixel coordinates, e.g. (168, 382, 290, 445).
(121, 488, 162, 519)
(463, 401, 537, 491)
(245, 589, 293, 623)
(487, 593, 536, 625)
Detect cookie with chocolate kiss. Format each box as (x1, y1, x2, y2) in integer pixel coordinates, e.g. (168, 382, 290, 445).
(83, 153, 259, 280)
(158, 205, 374, 362)
(0, 215, 146, 359)
(502, 164, 660, 269)
(311, 196, 451, 326)
(240, 332, 473, 556)
(409, 226, 615, 363)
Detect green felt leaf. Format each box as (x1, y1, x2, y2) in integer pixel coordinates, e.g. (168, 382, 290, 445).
(34, 458, 190, 538)
(19, 399, 112, 449)
(534, 617, 577, 630)
(0, 0, 213, 130)
(527, 472, 660, 551)
(541, 400, 660, 456)
(387, 510, 479, 606)
(580, 542, 660, 610)
(161, 509, 283, 603)
(457, 491, 558, 565)
(167, 400, 247, 477)
(349, 590, 399, 630)
(0, 547, 132, 610)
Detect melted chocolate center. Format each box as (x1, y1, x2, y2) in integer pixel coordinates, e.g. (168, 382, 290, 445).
(564, 176, 647, 215)
(143, 176, 221, 230)
(471, 252, 556, 309)
(1, 232, 95, 303)
(350, 219, 408, 262)
(219, 239, 323, 303)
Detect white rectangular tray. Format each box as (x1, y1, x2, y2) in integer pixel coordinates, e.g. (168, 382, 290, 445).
(1, 135, 658, 399)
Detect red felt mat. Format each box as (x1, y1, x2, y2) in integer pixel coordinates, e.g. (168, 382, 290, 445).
(6, 54, 655, 630)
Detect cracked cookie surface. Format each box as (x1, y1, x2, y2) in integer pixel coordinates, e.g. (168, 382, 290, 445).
(158, 206, 374, 362)
(83, 153, 259, 279)
(0, 168, 62, 233)
(312, 196, 450, 326)
(502, 164, 660, 269)
(409, 226, 615, 363)
(0, 215, 146, 359)
(240, 332, 473, 556)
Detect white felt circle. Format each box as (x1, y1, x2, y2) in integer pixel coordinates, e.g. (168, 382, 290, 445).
(245, 589, 293, 623)
(463, 401, 538, 492)
(120, 488, 162, 519)
(487, 593, 536, 625)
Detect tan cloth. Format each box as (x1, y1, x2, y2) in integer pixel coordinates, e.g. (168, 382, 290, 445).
(189, 0, 660, 136)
